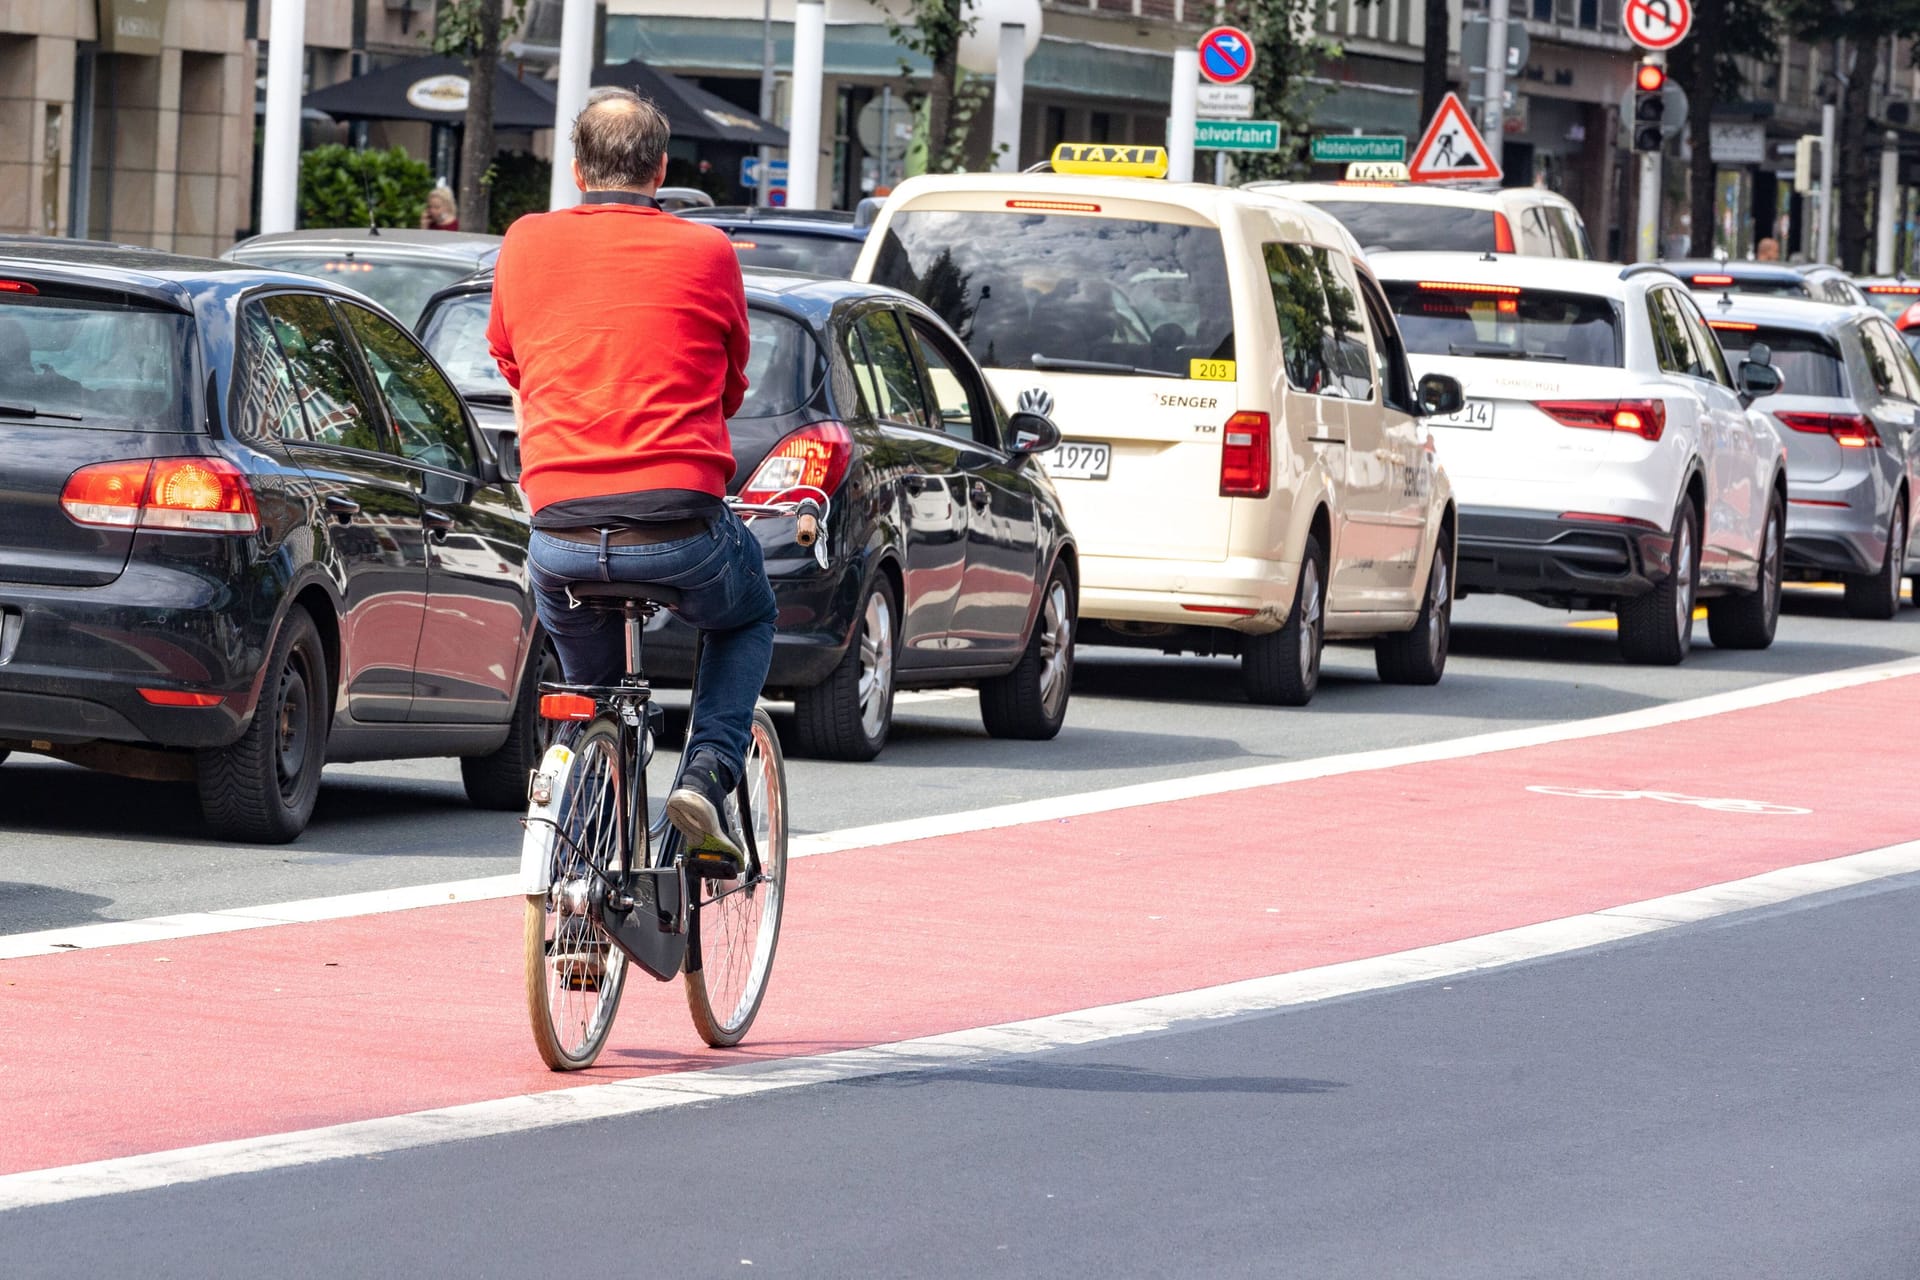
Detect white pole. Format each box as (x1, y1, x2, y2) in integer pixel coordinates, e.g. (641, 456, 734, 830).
(258, 0, 306, 234)
(1877, 129, 1898, 274)
(1635, 51, 1664, 264)
(1483, 0, 1509, 176)
(1817, 102, 1837, 265)
(1169, 47, 1198, 183)
(548, 0, 595, 211)
(787, 0, 826, 208)
(992, 23, 1026, 173)
(756, 0, 774, 208)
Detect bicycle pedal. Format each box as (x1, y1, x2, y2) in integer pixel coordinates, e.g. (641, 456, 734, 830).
(685, 851, 743, 881)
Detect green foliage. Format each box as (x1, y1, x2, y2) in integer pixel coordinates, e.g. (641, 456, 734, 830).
(486, 152, 552, 234)
(882, 0, 976, 174)
(298, 145, 433, 230)
(1223, 0, 1338, 182)
(429, 0, 527, 55)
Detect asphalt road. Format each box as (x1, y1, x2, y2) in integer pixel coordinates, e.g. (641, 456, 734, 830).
(2, 589, 1918, 932)
(7, 869, 1916, 1278)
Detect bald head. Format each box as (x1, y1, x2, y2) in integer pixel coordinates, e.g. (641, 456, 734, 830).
(571, 88, 670, 191)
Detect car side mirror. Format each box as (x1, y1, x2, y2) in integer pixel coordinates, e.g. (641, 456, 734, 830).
(1738, 342, 1783, 403)
(493, 429, 523, 484)
(1417, 372, 1465, 417)
(1005, 411, 1061, 456)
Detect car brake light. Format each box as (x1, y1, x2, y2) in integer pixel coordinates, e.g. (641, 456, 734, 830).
(1775, 411, 1881, 448)
(1416, 280, 1522, 296)
(1706, 320, 1757, 331)
(138, 688, 225, 707)
(1007, 199, 1101, 213)
(1494, 212, 1516, 254)
(1536, 399, 1666, 442)
(539, 693, 596, 721)
(0, 279, 39, 294)
(1692, 274, 1736, 286)
(1218, 410, 1271, 498)
(737, 421, 853, 503)
(1868, 284, 1920, 294)
(61, 458, 260, 533)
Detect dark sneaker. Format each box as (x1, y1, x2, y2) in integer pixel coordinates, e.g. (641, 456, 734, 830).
(666, 751, 743, 874)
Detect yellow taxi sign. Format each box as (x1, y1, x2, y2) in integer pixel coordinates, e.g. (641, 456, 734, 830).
(1344, 161, 1409, 182)
(1051, 143, 1170, 179)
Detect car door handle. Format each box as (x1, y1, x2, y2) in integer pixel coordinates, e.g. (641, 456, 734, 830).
(968, 481, 990, 510)
(324, 494, 360, 524)
(422, 508, 454, 542)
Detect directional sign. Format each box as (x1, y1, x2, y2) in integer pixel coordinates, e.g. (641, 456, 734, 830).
(1197, 83, 1255, 120)
(1407, 93, 1501, 182)
(1624, 0, 1691, 50)
(740, 156, 788, 189)
(1311, 135, 1406, 164)
(1197, 26, 1256, 86)
(1195, 119, 1281, 152)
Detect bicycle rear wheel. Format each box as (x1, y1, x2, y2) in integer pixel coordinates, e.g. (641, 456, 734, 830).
(684, 707, 787, 1047)
(526, 719, 631, 1070)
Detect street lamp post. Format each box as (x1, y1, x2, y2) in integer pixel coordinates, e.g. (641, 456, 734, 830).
(259, 0, 306, 234)
(786, 0, 826, 208)
(547, 0, 595, 211)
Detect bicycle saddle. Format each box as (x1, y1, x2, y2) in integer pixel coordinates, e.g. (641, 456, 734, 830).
(565, 581, 685, 609)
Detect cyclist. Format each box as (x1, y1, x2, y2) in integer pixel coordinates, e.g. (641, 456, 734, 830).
(487, 88, 775, 866)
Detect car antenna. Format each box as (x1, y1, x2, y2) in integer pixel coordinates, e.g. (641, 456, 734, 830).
(359, 164, 381, 237)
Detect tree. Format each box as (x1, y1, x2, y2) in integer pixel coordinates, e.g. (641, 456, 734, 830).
(1668, 0, 1776, 258)
(1224, 0, 1338, 181)
(1421, 0, 1451, 125)
(883, 0, 990, 174)
(431, 0, 527, 231)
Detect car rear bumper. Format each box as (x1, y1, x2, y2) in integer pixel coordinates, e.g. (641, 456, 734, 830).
(1783, 477, 1883, 574)
(1456, 506, 1676, 602)
(1078, 553, 1297, 634)
(636, 554, 855, 692)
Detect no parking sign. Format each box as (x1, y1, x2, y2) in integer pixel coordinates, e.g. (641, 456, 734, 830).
(1197, 26, 1256, 86)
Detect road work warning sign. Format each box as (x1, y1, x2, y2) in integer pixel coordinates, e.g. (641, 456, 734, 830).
(1406, 93, 1502, 183)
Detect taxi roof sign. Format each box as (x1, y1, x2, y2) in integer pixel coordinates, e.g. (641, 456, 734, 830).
(1344, 161, 1409, 182)
(1050, 143, 1170, 179)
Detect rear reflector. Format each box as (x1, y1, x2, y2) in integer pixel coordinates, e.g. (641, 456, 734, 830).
(1417, 280, 1523, 296)
(61, 457, 260, 533)
(539, 693, 597, 721)
(738, 420, 853, 504)
(1707, 320, 1757, 331)
(0, 279, 39, 294)
(1536, 399, 1667, 442)
(1007, 199, 1102, 213)
(1789, 498, 1852, 508)
(1558, 512, 1665, 531)
(1692, 274, 1736, 286)
(139, 688, 224, 708)
(1181, 603, 1259, 616)
(1775, 411, 1881, 448)
(1218, 410, 1271, 498)
(1494, 212, 1516, 254)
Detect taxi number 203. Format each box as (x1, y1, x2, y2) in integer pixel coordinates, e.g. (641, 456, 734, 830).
(1042, 441, 1113, 481)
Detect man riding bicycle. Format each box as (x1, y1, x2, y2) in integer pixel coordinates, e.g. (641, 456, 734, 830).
(488, 89, 775, 867)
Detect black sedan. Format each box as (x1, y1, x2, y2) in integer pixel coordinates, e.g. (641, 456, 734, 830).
(677, 207, 871, 278)
(418, 268, 1080, 761)
(0, 241, 544, 842)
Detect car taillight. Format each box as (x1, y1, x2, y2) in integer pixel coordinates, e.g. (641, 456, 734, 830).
(1776, 411, 1881, 448)
(738, 421, 852, 503)
(1692, 274, 1736, 286)
(1536, 399, 1666, 442)
(1494, 212, 1516, 254)
(139, 688, 225, 707)
(0, 279, 39, 294)
(61, 458, 260, 533)
(1219, 410, 1271, 498)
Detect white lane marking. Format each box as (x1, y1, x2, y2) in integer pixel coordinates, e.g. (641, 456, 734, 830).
(1524, 787, 1813, 816)
(5, 837, 1918, 1214)
(5, 654, 1917, 962)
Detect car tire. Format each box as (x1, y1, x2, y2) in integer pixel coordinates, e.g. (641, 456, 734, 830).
(1618, 502, 1699, 666)
(1243, 533, 1326, 707)
(461, 641, 560, 810)
(1707, 495, 1783, 650)
(980, 565, 1075, 740)
(1375, 529, 1452, 686)
(1844, 498, 1906, 620)
(792, 574, 897, 762)
(196, 604, 329, 844)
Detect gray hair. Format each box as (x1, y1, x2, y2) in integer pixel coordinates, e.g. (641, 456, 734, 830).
(571, 88, 670, 189)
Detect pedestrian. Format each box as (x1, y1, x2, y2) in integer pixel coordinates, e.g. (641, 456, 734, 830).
(485, 88, 773, 863)
(1756, 237, 1781, 262)
(421, 186, 460, 232)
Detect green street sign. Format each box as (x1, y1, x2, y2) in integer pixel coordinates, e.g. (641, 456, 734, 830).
(1310, 134, 1406, 164)
(1196, 119, 1281, 152)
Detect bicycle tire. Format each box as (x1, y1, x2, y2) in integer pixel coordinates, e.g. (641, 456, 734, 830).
(684, 707, 788, 1048)
(526, 718, 632, 1070)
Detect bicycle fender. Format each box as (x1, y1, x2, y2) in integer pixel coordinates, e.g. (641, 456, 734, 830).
(520, 740, 579, 894)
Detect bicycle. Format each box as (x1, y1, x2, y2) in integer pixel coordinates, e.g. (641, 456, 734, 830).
(518, 492, 825, 1070)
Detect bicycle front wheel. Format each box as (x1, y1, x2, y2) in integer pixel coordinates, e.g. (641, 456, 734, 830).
(684, 707, 787, 1047)
(526, 718, 631, 1070)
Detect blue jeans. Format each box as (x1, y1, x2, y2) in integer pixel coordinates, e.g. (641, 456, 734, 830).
(528, 510, 777, 787)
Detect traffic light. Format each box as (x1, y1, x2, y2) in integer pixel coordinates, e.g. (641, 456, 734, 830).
(1633, 62, 1667, 152)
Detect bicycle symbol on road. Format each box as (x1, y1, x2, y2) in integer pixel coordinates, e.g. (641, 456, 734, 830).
(1526, 786, 1810, 815)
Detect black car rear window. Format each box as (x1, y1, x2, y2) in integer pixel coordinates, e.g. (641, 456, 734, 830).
(1687, 273, 1810, 299)
(1709, 324, 1845, 398)
(1304, 200, 1496, 253)
(1382, 281, 1623, 367)
(869, 209, 1234, 377)
(724, 231, 863, 278)
(0, 292, 193, 430)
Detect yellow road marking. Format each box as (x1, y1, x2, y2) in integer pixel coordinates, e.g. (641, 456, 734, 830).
(1568, 607, 1708, 631)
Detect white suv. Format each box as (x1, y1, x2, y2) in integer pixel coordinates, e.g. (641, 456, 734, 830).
(1244, 179, 1591, 258)
(1372, 254, 1789, 662)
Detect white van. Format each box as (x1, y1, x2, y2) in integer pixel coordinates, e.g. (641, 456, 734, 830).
(852, 146, 1463, 704)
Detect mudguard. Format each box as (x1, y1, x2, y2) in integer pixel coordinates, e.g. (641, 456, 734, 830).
(519, 739, 579, 894)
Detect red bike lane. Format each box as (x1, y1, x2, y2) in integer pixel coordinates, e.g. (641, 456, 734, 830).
(3, 677, 1915, 1178)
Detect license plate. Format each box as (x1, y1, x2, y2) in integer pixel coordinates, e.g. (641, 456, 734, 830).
(1433, 399, 1493, 429)
(1043, 441, 1112, 480)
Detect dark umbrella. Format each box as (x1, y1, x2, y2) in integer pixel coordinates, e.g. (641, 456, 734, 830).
(304, 54, 559, 130)
(591, 60, 788, 147)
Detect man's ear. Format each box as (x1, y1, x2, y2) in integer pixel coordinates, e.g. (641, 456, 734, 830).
(655, 154, 669, 188)
(572, 158, 585, 192)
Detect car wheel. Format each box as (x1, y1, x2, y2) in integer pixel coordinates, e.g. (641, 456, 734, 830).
(461, 640, 560, 810)
(1243, 533, 1325, 707)
(1375, 529, 1452, 685)
(792, 574, 897, 761)
(196, 604, 329, 843)
(980, 565, 1075, 740)
(1707, 495, 1783, 650)
(1844, 498, 1906, 620)
(1618, 502, 1699, 666)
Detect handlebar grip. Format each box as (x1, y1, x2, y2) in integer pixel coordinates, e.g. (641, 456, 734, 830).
(795, 513, 819, 547)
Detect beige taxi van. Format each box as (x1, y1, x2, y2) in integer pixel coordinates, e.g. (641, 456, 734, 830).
(852, 145, 1462, 705)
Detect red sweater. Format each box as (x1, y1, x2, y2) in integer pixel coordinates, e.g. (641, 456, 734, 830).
(486, 201, 750, 514)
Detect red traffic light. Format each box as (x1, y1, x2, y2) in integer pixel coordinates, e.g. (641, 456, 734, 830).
(1636, 63, 1666, 92)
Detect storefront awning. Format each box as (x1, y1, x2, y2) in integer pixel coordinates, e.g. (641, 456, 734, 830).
(592, 60, 788, 146)
(303, 55, 559, 130)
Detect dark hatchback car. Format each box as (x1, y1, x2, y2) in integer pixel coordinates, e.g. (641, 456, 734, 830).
(676, 207, 870, 278)
(419, 267, 1079, 761)
(0, 242, 543, 842)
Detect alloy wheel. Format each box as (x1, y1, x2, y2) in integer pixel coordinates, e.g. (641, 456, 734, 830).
(1299, 558, 1323, 686)
(857, 592, 894, 741)
(1037, 579, 1073, 720)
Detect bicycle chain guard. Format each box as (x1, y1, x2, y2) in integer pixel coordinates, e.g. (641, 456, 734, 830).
(597, 863, 688, 983)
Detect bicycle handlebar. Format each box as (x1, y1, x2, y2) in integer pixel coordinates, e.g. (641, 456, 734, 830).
(726, 488, 830, 548)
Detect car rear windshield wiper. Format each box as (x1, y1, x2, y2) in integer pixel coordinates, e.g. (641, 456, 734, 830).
(1030, 354, 1182, 380)
(1446, 343, 1567, 362)
(0, 401, 82, 421)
